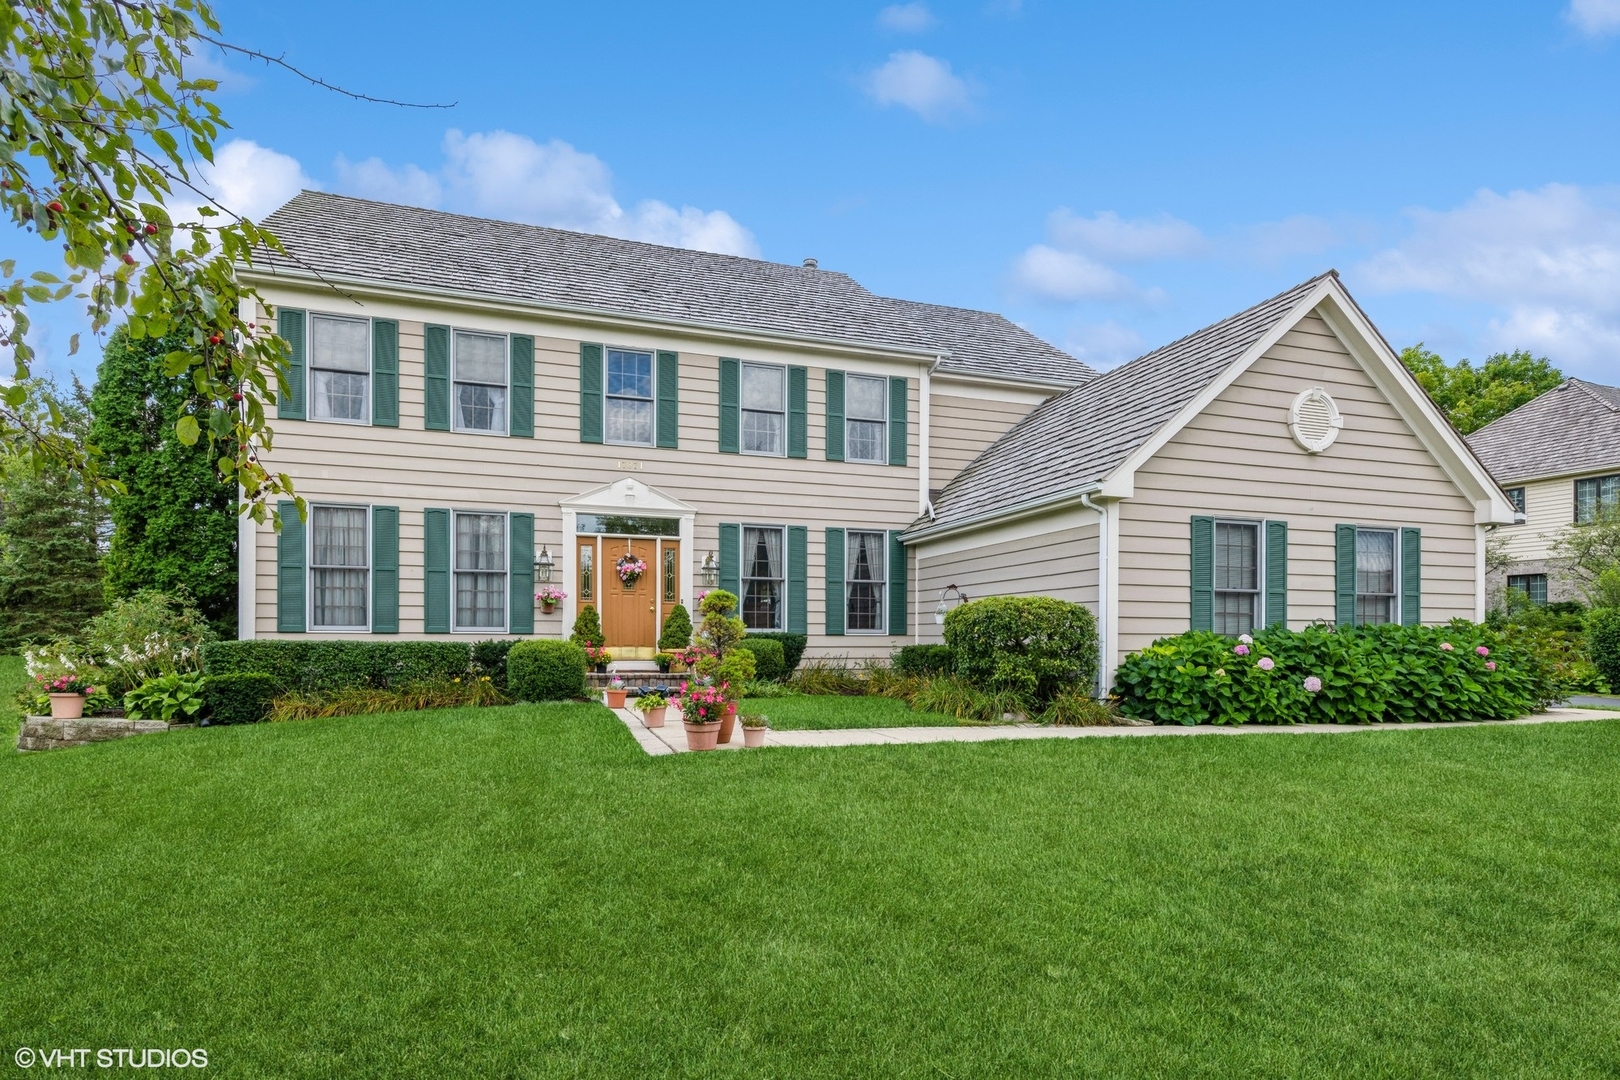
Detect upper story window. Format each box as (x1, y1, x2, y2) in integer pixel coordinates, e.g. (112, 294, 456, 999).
(606, 349, 654, 446)
(455, 512, 507, 631)
(846, 375, 887, 464)
(846, 530, 887, 632)
(741, 526, 784, 630)
(1508, 573, 1548, 606)
(741, 363, 786, 456)
(1213, 521, 1259, 636)
(309, 315, 370, 424)
(454, 331, 508, 434)
(310, 505, 368, 629)
(1575, 474, 1620, 524)
(1506, 487, 1526, 517)
(1355, 527, 1397, 626)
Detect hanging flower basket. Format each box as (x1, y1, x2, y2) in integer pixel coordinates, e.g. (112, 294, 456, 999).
(616, 553, 647, 587)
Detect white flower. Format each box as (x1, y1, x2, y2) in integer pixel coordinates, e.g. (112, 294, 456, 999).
(1238, 633, 1254, 645)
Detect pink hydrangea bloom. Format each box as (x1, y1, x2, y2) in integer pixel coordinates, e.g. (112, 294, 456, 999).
(1233, 644, 1250, 656)
(1303, 676, 1323, 693)
(1238, 633, 1254, 645)
(1485, 661, 1497, 671)
(1257, 657, 1275, 671)
(1440, 642, 1454, 652)
(1476, 646, 1490, 657)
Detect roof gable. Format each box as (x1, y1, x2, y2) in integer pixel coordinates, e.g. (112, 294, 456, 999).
(1466, 378, 1620, 484)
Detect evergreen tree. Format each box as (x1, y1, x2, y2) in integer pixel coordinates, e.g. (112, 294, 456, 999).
(89, 327, 238, 636)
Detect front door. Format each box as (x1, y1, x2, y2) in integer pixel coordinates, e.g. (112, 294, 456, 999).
(600, 538, 658, 650)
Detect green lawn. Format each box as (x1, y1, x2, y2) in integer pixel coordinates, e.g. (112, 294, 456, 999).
(740, 692, 970, 729)
(4, 705, 1620, 1077)
(1, 653, 26, 733)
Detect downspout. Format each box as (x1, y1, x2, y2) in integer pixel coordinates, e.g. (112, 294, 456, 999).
(919, 354, 944, 518)
(1080, 493, 1108, 698)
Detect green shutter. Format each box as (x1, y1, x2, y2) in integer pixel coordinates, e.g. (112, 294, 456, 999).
(888, 530, 907, 636)
(276, 499, 305, 632)
(656, 350, 679, 449)
(825, 527, 845, 635)
(371, 506, 399, 633)
(371, 319, 398, 427)
(788, 366, 808, 459)
(1189, 515, 1214, 632)
(1401, 527, 1422, 627)
(1263, 520, 1288, 629)
(424, 508, 451, 634)
(825, 371, 845, 461)
(718, 522, 741, 599)
(509, 512, 534, 634)
(276, 308, 306, 420)
(1335, 524, 1358, 627)
(718, 357, 740, 454)
(787, 525, 808, 634)
(579, 342, 603, 444)
(888, 376, 908, 467)
(424, 324, 450, 431)
(509, 335, 534, 438)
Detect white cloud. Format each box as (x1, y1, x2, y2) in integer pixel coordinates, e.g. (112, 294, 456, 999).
(863, 51, 972, 122)
(1010, 245, 1145, 303)
(1566, 0, 1620, 37)
(1064, 320, 1145, 369)
(878, 3, 936, 31)
(1046, 209, 1209, 262)
(334, 155, 441, 208)
(194, 139, 317, 221)
(1239, 214, 1340, 263)
(1357, 183, 1620, 366)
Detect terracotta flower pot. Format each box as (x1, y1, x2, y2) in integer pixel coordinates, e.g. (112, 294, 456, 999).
(48, 693, 86, 720)
(540, 601, 556, 615)
(604, 688, 628, 708)
(642, 705, 667, 728)
(683, 719, 722, 751)
(743, 725, 767, 748)
(717, 702, 737, 745)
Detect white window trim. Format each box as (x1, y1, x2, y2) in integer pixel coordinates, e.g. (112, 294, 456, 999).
(740, 362, 787, 458)
(307, 503, 371, 632)
(1212, 517, 1264, 636)
(604, 345, 656, 448)
(740, 523, 786, 631)
(1353, 525, 1401, 627)
(452, 509, 510, 634)
(844, 528, 888, 634)
(451, 329, 510, 437)
(308, 313, 371, 427)
(845, 374, 889, 465)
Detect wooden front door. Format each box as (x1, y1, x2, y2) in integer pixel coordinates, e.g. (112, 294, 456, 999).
(600, 538, 658, 649)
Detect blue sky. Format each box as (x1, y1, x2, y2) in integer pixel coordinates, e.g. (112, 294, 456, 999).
(24, 0, 1620, 382)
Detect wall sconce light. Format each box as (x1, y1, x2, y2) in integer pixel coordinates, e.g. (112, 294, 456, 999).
(699, 550, 720, 589)
(533, 545, 554, 584)
(934, 584, 969, 625)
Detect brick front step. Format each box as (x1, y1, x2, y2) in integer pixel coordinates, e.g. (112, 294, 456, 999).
(586, 671, 693, 691)
(16, 716, 188, 752)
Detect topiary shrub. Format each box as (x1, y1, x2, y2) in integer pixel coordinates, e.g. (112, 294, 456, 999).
(201, 672, 279, 725)
(571, 605, 606, 649)
(1588, 608, 1620, 692)
(742, 631, 807, 674)
(737, 638, 786, 683)
(893, 644, 954, 677)
(508, 640, 588, 701)
(658, 604, 693, 650)
(943, 596, 1098, 706)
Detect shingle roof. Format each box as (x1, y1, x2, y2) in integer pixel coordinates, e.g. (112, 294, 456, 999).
(254, 191, 1094, 386)
(913, 272, 1333, 534)
(1465, 378, 1620, 484)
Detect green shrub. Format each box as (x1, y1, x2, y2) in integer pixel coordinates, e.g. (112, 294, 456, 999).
(83, 588, 216, 695)
(266, 678, 507, 722)
(908, 675, 1026, 723)
(470, 639, 518, 691)
(571, 605, 606, 649)
(742, 632, 807, 674)
(658, 604, 693, 650)
(1589, 608, 1620, 691)
(716, 649, 756, 699)
(1039, 688, 1116, 726)
(943, 596, 1098, 706)
(201, 673, 279, 725)
(123, 671, 206, 721)
(893, 644, 954, 677)
(199, 640, 473, 693)
(508, 640, 587, 701)
(737, 638, 787, 682)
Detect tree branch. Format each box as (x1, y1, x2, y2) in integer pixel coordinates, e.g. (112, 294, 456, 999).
(196, 36, 457, 109)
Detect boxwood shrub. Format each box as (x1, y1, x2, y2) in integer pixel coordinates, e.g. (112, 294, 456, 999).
(737, 638, 787, 683)
(740, 632, 807, 674)
(1588, 607, 1620, 691)
(200, 640, 473, 693)
(201, 673, 279, 725)
(508, 640, 587, 701)
(1112, 621, 1552, 726)
(893, 644, 955, 677)
(943, 596, 1098, 705)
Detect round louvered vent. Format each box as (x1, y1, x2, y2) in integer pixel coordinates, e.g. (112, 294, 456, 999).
(1287, 387, 1343, 453)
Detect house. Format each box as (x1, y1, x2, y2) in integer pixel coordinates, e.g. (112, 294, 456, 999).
(1465, 378, 1620, 604)
(903, 271, 1518, 688)
(238, 192, 1086, 657)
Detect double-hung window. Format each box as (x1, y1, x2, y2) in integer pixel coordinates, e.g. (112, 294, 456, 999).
(606, 349, 654, 446)
(1575, 474, 1620, 524)
(310, 505, 369, 629)
(1508, 573, 1548, 606)
(845, 375, 888, 464)
(309, 315, 370, 423)
(846, 530, 886, 632)
(454, 331, 508, 434)
(741, 363, 786, 455)
(454, 511, 507, 631)
(1213, 521, 1260, 636)
(741, 526, 784, 630)
(1355, 527, 1398, 625)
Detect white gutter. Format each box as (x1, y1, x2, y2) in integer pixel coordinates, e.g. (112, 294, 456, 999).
(901, 482, 1104, 545)
(1080, 493, 1108, 698)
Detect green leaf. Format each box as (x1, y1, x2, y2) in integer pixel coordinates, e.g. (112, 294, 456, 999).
(174, 415, 200, 445)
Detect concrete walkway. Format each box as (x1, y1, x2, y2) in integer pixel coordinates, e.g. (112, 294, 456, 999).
(609, 702, 1620, 756)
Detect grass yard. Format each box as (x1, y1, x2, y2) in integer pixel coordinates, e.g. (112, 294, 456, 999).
(4, 704, 1620, 1077)
(1, 653, 26, 732)
(740, 692, 971, 729)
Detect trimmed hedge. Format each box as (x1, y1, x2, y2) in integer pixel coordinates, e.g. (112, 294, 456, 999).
(200, 640, 473, 693)
(742, 632, 807, 674)
(1589, 608, 1620, 691)
(201, 673, 278, 725)
(470, 639, 518, 691)
(508, 640, 587, 701)
(893, 644, 954, 677)
(1113, 622, 1552, 726)
(943, 596, 1098, 705)
(736, 638, 786, 683)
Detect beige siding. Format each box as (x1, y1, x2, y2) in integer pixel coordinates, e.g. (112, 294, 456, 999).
(1117, 309, 1478, 656)
(1496, 474, 1586, 563)
(928, 386, 1048, 488)
(250, 287, 927, 659)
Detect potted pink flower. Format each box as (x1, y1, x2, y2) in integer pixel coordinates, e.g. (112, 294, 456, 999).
(676, 682, 726, 751)
(41, 674, 95, 719)
(604, 675, 629, 709)
(535, 585, 567, 614)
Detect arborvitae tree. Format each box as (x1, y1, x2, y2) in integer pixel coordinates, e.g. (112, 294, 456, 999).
(658, 603, 693, 650)
(89, 326, 238, 636)
(570, 604, 606, 648)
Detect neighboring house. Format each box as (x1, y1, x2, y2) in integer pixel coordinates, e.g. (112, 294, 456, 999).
(904, 272, 1517, 688)
(1466, 378, 1620, 605)
(238, 192, 1085, 657)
